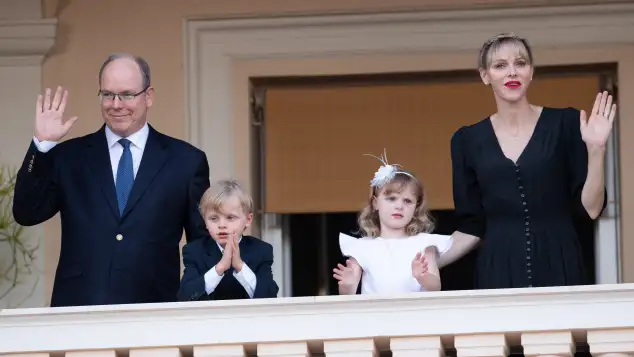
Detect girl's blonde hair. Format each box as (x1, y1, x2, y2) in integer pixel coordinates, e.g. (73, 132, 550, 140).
(199, 179, 253, 216)
(478, 32, 533, 70)
(357, 171, 434, 238)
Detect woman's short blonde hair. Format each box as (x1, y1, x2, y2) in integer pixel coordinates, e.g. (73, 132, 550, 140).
(199, 179, 253, 216)
(357, 171, 434, 238)
(478, 32, 533, 70)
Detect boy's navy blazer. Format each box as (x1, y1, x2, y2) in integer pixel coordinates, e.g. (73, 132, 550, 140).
(178, 235, 279, 301)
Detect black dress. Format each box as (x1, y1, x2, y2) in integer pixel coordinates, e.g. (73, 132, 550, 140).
(450, 107, 606, 289)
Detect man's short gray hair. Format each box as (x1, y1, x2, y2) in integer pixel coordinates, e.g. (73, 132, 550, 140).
(98, 53, 151, 89)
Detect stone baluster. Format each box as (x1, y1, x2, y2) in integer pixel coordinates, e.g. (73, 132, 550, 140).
(521, 331, 575, 357)
(65, 351, 117, 357)
(588, 328, 634, 357)
(130, 347, 182, 357)
(324, 339, 377, 357)
(193, 344, 246, 357)
(390, 336, 445, 357)
(455, 334, 508, 357)
(259, 342, 311, 357)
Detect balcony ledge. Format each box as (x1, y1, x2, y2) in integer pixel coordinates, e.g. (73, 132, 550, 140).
(1, 284, 634, 354)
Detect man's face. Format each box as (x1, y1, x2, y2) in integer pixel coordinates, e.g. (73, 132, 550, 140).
(99, 58, 154, 137)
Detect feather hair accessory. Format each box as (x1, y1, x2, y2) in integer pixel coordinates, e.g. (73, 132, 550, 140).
(363, 149, 416, 188)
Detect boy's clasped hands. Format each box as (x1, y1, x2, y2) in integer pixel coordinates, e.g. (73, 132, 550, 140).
(215, 232, 244, 275)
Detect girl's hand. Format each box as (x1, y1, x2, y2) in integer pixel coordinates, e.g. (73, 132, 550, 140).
(412, 251, 441, 291)
(333, 258, 362, 294)
(411, 251, 428, 278)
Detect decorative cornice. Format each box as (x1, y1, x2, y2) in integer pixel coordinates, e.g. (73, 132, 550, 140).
(0, 19, 57, 59)
(191, 2, 634, 28)
(188, 3, 634, 58)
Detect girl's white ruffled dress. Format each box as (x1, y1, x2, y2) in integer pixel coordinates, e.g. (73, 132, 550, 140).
(339, 232, 453, 295)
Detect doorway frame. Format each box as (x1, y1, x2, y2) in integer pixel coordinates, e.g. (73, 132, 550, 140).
(184, 3, 634, 295)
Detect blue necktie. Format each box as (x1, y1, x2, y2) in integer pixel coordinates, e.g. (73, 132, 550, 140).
(115, 138, 134, 215)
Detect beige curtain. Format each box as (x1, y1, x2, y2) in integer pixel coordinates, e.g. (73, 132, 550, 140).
(264, 74, 600, 213)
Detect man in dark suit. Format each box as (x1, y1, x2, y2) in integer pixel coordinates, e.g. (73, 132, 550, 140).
(12, 53, 210, 307)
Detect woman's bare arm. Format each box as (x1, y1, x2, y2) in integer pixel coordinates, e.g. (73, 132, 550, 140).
(436, 231, 481, 268)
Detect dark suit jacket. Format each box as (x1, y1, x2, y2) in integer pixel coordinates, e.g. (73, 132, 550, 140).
(178, 235, 279, 301)
(12, 124, 210, 307)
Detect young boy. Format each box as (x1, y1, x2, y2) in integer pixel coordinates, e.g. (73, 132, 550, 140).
(178, 180, 279, 301)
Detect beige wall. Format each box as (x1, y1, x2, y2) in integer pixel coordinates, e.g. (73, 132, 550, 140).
(41, 0, 633, 142)
(25, 0, 633, 305)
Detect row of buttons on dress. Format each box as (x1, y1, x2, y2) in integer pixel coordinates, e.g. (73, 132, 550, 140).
(517, 166, 533, 288)
(28, 153, 35, 172)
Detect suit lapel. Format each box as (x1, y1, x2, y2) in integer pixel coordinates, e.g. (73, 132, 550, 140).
(121, 126, 169, 220)
(85, 127, 119, 218)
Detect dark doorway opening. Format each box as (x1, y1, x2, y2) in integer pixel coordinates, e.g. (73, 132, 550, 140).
(288, 210, 596, 297)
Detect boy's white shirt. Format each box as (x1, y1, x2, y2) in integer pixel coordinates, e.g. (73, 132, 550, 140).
(203, 236, 257, 298)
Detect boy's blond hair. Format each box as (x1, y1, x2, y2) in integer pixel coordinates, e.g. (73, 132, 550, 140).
(199, 179, 253, 216)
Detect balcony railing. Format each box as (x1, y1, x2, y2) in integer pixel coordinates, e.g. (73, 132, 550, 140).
(1, 284, 634, 357)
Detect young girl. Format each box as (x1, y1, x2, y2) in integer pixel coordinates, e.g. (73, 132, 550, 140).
(333, 152, 453, 295)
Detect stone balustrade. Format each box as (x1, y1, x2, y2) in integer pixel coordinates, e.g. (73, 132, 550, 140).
(1, 284, 634, 357)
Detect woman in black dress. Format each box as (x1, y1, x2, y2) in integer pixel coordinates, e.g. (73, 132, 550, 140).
(441, 33, 615, 289)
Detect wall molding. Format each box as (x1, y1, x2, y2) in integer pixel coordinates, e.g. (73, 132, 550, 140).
(0, 0, 55, 309)
(0, 19, 57, 61)
(185, 3, 634, 180)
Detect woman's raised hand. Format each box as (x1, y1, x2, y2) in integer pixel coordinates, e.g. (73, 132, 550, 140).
(580, 91, 616, 150)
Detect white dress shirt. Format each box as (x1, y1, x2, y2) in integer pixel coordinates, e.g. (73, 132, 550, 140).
(33, 123, 150, 181)
(203, 238, 258, 298)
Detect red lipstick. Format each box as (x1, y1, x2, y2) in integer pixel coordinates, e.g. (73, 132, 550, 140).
(505, 81, 521, 88)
